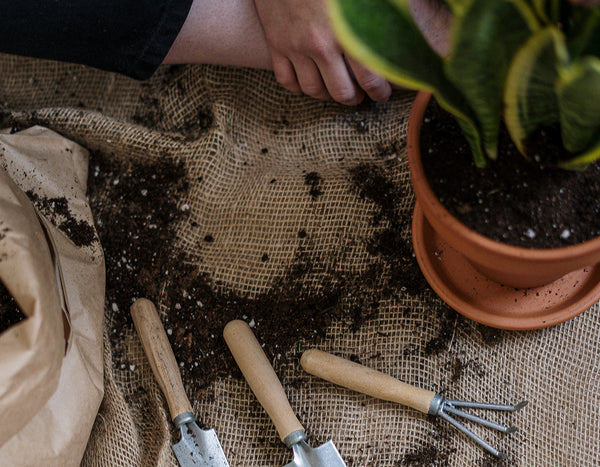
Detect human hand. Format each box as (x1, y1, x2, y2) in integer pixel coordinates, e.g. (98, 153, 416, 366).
(254, 0, 392, 105)
(409, 0, 452, 58)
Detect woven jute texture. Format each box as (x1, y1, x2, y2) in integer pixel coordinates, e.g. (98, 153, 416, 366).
(1, 54, 599, 466)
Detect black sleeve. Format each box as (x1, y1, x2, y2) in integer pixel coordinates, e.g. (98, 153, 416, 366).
(1, 0, 194, 79)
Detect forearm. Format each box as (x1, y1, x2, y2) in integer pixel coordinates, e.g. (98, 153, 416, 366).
(163, 0, 272, 70)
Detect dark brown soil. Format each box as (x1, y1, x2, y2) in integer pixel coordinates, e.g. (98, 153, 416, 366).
(0, 280, 25, 333)
(420, 98, 600, 248)
(304, 171, 324, 199)
(398, 442, 456, 466)
(83, 133, 503, 402)
(25, 191, 97, 247)
(84, 144, 459, 401)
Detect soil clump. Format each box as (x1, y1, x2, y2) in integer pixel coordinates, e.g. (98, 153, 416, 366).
(26, 191, 97, 247)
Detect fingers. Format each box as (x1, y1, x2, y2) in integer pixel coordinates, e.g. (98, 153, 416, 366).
(272, 53, 302, 94)
(345, 57, 392, 103)
(314, 54, 365, 105)
(293, 56, 332, 101)
(272, 51, 390, 106)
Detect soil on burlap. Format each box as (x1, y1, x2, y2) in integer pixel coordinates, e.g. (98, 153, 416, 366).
(84, 147, 434, 390)
(0, 103, 506, 464)
(420, 98, 600, 249)
(82, 139, 503, 464)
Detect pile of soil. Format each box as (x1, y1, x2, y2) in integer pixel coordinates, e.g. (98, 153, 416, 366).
(85, 148, 438, 395)
(420, 98, 600, 248)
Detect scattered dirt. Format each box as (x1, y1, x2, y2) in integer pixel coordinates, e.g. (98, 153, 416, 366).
(304, 171, 324, 200)
(84, 137, 501, 401)
(84, 143, 447, 399)
(0, 105, 508, 463)
(420, 98, 600, 248)
(80, 113, 506, 465)
(397, 437, 456, 466)
(0, 280, 24, 334)
(25, 191, 97, 247)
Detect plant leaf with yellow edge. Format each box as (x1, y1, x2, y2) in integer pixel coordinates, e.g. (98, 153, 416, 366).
(328, 0, 486, 165)
(559, 137, 600, 169)
(556, 57, 600, 160)
(504, 27, 568, 156)
(567, 5, 600, 58)
(445, 0, 538, 159)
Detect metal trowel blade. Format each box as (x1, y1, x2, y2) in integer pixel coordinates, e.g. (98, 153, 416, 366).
(283, 439, 346, 467)
(172, 422, 229, 467)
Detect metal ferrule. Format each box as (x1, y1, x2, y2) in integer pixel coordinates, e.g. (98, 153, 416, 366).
(173, 411, 196, 428)
(428, 393, 444, 415)
(283, 430, 307, 448)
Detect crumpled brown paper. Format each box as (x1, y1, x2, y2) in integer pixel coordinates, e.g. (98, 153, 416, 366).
(0, 126, 105, 466)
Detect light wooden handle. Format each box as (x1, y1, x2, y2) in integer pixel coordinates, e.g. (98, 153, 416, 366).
(300, 349, 435, 414)
(131, 298, 193, 422)
(223, 320, 304, 442)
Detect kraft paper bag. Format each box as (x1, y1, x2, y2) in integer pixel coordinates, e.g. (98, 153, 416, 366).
(0, 126, 105, 466)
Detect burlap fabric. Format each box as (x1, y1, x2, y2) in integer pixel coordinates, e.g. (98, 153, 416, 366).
(1, 54, 598, 466)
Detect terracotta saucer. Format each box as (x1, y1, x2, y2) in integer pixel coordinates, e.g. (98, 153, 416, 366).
(412, 203, 600, 330)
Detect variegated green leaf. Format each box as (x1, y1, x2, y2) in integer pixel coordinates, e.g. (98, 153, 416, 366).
(532, 0, 564, 23)
(329, 0, 445, 91)
(559, 137, 600, 169)
(504, 27, 568, 156)
(328, 0, 486, 165)
(557, 56, 600, 155)
(566, 6, 600, 58)
(445, 0, 539, 159)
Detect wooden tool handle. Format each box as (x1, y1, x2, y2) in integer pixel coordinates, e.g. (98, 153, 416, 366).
(131, 298, 193, 421)
(301, 349, 435, 414)
(223, 320, 304, 442)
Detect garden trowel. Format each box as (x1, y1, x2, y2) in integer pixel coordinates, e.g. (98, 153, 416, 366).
(131, 298, 229, 466)
(223, 320, 346, 467)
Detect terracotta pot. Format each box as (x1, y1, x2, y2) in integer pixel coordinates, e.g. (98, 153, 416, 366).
(407, 91, 600, 329)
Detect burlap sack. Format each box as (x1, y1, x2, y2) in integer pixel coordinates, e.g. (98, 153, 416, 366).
(1, 54, 599, 466)
(0, 126, 104, 466)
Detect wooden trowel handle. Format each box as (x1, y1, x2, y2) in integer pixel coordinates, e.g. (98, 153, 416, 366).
(223, 320, 304, 442)
(301, 349, 435, 414)
(131, 298, 193, 421)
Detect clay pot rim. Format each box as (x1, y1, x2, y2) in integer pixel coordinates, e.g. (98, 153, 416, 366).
(407, 91, 600, 262)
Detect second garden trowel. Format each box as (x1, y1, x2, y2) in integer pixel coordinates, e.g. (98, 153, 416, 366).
(223, 319, 346, 467)
(131, 298, 229, 466)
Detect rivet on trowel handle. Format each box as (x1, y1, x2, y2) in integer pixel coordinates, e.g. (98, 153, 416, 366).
(301, 349, 527, 459)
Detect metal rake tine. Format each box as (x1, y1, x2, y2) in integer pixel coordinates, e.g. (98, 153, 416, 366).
(447, 399, 529, 412)
(443, 404, 517, 434)
(438, 408, 509, 459)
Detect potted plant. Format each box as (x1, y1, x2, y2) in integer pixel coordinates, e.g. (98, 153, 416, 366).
(329, 0, 600, 329)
